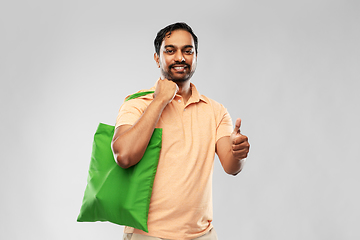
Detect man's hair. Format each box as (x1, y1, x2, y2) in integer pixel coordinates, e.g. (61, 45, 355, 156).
(154, 22, 198, 56)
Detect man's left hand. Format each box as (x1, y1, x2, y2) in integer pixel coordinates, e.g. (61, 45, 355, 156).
(229, 118, 250, 160)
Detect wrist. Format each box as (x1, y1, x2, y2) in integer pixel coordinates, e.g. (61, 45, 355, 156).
(152, 96, 170, 109)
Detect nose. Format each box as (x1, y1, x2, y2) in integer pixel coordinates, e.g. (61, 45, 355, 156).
(174, 50, 185, 62)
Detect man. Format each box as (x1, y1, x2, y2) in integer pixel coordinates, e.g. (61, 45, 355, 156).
(112, 22, 250, 240)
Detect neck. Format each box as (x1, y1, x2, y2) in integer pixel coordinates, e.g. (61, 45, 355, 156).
(176, 80, 192, 103)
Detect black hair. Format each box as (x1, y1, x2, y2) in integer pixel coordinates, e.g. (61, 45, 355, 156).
(154, 22, 198, 56)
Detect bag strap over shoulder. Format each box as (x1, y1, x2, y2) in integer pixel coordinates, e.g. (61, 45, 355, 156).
(125, 91, 155, 102)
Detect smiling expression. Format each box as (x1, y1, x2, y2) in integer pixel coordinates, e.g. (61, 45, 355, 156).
(154, 29, 197, 82)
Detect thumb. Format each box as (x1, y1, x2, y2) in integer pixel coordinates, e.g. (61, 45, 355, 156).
(233, 118, 241, 134)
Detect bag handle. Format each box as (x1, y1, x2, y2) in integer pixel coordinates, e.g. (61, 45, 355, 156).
(125, 91, 155, 102)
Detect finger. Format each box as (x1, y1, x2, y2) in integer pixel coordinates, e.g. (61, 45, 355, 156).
(233, 118, 242, 134)
(232, 141, 250, 151)
(232, 149, 249, 159)
(233, 134, 248, 145)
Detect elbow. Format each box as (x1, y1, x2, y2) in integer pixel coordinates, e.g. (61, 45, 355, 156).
(224, 158, 246, 176)
(224, 162, 244, 176)
(225, 168, 242, 176)
(231, 170, 242, 176)
(111, 139, 144, 169)
(112, 141, 132, 169)
(114, 152, 132, 169)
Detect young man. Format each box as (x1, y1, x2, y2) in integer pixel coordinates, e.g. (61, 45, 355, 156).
(112, 22, 250, 240)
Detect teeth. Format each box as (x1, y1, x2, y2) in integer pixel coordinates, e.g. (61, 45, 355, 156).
(174, 67, 185, 70)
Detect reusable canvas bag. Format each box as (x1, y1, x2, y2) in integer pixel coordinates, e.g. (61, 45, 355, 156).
(77, 91, 160, 233)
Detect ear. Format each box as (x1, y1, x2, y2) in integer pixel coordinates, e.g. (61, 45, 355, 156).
(154, 53, 160, 68)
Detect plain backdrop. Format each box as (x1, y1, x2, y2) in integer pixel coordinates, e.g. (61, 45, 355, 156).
(1, 0, 359, 239)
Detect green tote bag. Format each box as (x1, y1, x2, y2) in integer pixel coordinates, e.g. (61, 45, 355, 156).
(77, 91, 160, 233)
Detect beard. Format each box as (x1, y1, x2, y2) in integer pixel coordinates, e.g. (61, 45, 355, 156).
(161, 63, 196, 83)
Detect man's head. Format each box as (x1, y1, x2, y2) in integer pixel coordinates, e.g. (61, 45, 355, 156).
(154, 22, 198, 83)
(154, 22, 198, 56)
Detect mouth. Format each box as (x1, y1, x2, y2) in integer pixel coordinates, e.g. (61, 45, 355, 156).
(170, 65, 188, 73)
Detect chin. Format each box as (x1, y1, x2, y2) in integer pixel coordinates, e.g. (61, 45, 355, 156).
(163, 73, 189, 83)
(162, 70, 194, 83)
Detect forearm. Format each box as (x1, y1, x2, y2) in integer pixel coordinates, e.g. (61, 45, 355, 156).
(223, 151, 246, 176)
(216, 133, 249, 176)
(112, 97, 168, 168)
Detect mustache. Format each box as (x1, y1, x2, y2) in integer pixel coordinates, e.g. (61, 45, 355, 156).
(169, 62, 190, 69)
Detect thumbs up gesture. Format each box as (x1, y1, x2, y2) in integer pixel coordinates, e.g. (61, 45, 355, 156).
(230, 118, 250, 160)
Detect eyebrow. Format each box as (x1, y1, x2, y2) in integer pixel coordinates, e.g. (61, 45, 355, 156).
(164, 44, 194, 49)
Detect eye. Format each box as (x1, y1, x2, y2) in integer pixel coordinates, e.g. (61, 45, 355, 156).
(184, 49, 194, 55)
(165, 49, 174, 54)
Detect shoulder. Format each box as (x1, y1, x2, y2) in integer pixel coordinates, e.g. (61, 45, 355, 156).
(200, 94, 227, 113)
(120, 88, 154, 112)
(199, 94, 232, 130)
(124, 87, 155, 102)
(191, 83, 226, 111)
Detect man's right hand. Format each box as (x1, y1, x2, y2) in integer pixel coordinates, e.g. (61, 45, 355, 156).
(154, 78, 178, 104)
(112, 78, 178, 169)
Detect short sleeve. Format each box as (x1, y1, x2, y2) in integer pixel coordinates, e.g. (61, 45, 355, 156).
(115, 99, 149, 129)
(215, 104, 233, 143)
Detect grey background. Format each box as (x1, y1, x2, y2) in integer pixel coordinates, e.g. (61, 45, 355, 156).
(1, 0, 359, 239)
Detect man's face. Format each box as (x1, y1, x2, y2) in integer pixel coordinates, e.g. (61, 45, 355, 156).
(154, 29, 197, 82)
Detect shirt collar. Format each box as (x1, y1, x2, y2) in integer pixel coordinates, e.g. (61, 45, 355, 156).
(188, 83, 208, 104)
